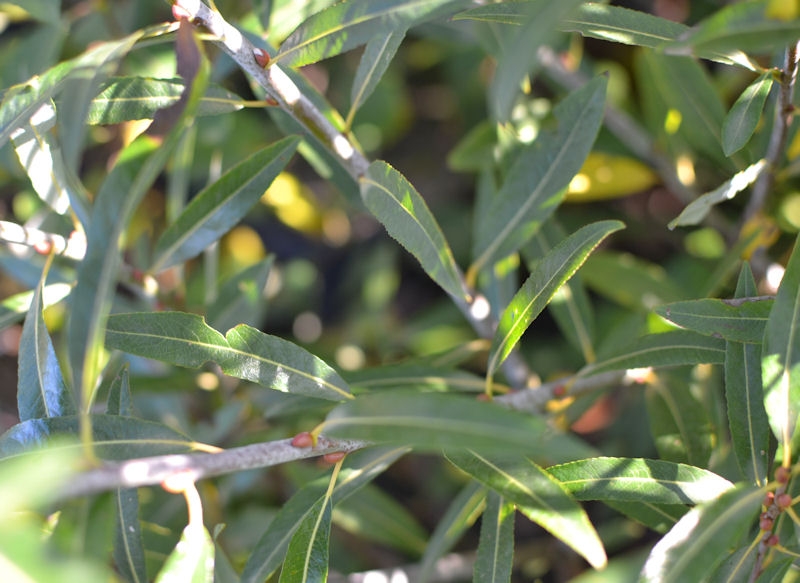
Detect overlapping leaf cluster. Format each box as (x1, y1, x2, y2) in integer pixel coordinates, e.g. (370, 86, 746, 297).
(2, 1, 800, 582)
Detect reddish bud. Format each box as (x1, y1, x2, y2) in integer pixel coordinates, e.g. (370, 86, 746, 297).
(476, 393, 491, 402)
(33, 239, 52, 255)
(323, 451, 346, 464)
(766, 534, 780, 547)
(265, 97, 279, 107)
(777, 493, 793, 509)
(254, 48, 270, 68)
(552, 384, 567, 398)
(291, 431, 314, 448)
(776, 466, 791, 484)
(764, 492, 775, 507)
(759, 514, 774, 532)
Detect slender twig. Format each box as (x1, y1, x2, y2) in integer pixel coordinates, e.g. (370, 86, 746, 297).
(170, 0, 369, 179)
(744, 42, 800, 225)
(57, 435, 367, 500)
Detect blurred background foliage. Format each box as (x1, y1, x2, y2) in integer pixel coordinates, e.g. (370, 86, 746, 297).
(1, 0, 798, 580)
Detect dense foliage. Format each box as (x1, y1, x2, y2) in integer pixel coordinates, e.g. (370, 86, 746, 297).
(2, 0, 800, 581)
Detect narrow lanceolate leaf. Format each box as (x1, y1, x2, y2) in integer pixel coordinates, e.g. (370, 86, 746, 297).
(456, 2, 689, 51)
(722, 73, 774, 156)
(88, 77, 246, 124)
(561, 3, 688, 49)
(0, 414, 195, 460)
(113, 487, 147, 583)
(668, 160, 768, 229)
(473, 75, 607, 271)
(10, 101, 71, 215)
(547, 457, 733, 505)
(580, 331, 726, 377)
(762, 235, 800, 454)
(488, 220, 623, 376)
(279, 497, 331, 583)
(241, 447, 407, 583)
(473, 492, 514, 583)
(323, 391, 595, 459)
(725, 264, 770, 486)
(151, 136, 299, 271)
(105, 312, 351, 401)
(447, 451, 607, 570)
(489, 0, 583, 121)
(656, 296, 772, 344)
(360, 161, 468, 301)
(155, 523, 214, 583)
(348, 30, 405, 124)
(667, 2, 800, 59)
(18, 257, 76, 421)
(418, 481, 487, 583)
(207, 257, 274, 333)
(639, 485, 762, 583)
(275, 0, 471, 67)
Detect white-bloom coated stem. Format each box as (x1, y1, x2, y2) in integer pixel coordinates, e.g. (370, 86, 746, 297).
(59, 435, 368, 499)
(172, 0, 369, 179)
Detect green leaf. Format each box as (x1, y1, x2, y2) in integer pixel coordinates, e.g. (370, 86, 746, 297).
(645, 374, 714, 467)
(275, 0, 471, 68)
(547, 457, 732, 504)
(668, 160, 768, 229)
(151, 136, 299, 271)
(488, 220, 623, 376)
(279, 496, 331, 583)
(323, 391, 595, 459)
(333, 483, 428, 555)
(580, 331, 726, 377)
(447, 121, 496, 172)
(668, 2, 800, 58)
(87, 77, 246, 124)
(360, 160, 468, 300)
(489, 0, 583, 121)
(722, 73, 774, 156)
(348, 30, 405, 125)
(639, 484, 762, 583)
(10, 100, 71, 215)
(635, 51, 729, 168)
(345, 363, 486, 393)
(762, 234, 800, 453)
(105, 365, 133, 416)
(105, 311, 352, 402)
(17, 258, 75, 421)
(603, 500, 685, 534)
(726, 264, 770, 486)
(0, 414, 194, 460)
(473, 75, 607, 271)
(655, 295, 772, 344)
(473, 491, 514, 583)
(113, 488, 147, 583)
(580, 251, 685, 310)
(447, 451, 607, 570)
(525, 220, 597, 363)
(207, 257, 274, 333)
(561, 3, 688, 49)
(155, 524, 215, 583)
(418, 481, 486, 583)
(241, 447, 406, 583)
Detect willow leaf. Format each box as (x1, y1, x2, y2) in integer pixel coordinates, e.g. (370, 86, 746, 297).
(488, 220, 623, 376)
